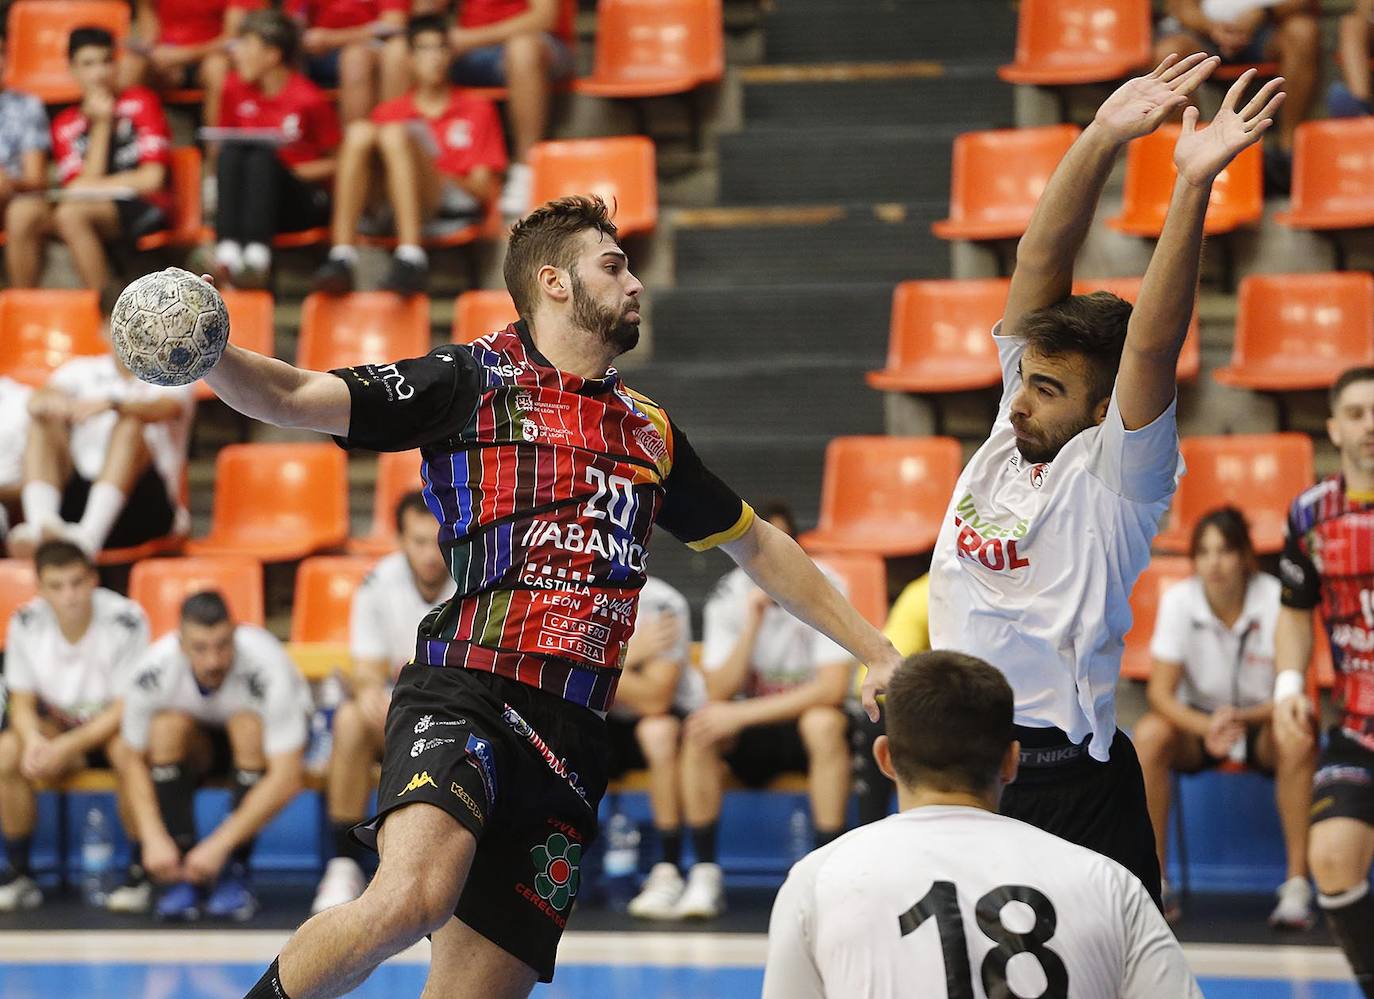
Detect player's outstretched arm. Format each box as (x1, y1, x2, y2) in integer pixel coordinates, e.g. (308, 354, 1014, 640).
(1002, 53, 1217, 338)
(202, 342, 352, 437)
(1118, 70, 1284, 430)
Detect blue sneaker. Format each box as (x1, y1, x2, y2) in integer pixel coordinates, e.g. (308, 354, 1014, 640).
(155, 882, 201, 922)
(204, 867, 259, 922)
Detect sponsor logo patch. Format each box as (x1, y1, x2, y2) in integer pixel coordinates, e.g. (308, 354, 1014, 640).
(397, 771, 438, 796)
(502, 704, 589, 803)
(450, 780, 485, 825)
(411, 737, 457, 758)
(414, 714, 466, 735)
(465, 734, 498, 805)
(529, 832, 581, 912)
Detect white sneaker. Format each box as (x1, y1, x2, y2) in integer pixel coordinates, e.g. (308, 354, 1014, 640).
(673, 862, 725, 919)
(0, 873, 41, 912)
(1269, 876, 1315, 930)
(106, 877, 153, 914)
(627, 862, 685, 920)
(311, 857, 365, 915)
(499, 163, 533, 219)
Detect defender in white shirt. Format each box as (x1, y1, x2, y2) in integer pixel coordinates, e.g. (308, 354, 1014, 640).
(765, 650, 1201, 999)
(862, 56, 1286, 903)
(0, 540, 148, 911)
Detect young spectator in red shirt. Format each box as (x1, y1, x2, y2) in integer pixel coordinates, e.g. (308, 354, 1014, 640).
(312, 14, 505, 295)
(210, 10, 340, 289)
(5, 27, 170, 292)
(288, 0, 411, 124)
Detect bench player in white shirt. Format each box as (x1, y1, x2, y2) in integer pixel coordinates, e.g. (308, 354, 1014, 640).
(311, 490, 457, 915)
(765, 650, 1201, 999)
(0, 540, 149, 911)
(861, 56, 1286, 904)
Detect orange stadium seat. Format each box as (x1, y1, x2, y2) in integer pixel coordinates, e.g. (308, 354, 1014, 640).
(1276, 118, 1374, 231)
(297, 293, 431, 372)
(999, 0, 1152, 85)
(800, 436, 964, 557)
(528, 137, 659, 237)
(0, 289, 104, 387)
(187, 443, 349, 562)
(1214, 272, 1374, 391)
(136, 147, 205, 252)
(128, 555, 264, 640)
(195, 290, 275, 401)
(1109, 125, 1263, 237)
(576, 0, 724, 97)
(291, 555, 378, 644)
(866, 279, 1008, 394)
(4, 1, 129, 104)
(1154, 434, 1314, 556)
(933, 125, 1081, 241)
(453, 289, 519, 344)
(814, 553, 888, 629)
(0, 559, 38, 650)
(1071, 276, 1201, 381)
(1120, 555, 1193, 682)
(349, 449, 424, 556)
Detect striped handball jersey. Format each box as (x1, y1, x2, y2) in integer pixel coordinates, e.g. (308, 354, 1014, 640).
(331, 321, 755, 713)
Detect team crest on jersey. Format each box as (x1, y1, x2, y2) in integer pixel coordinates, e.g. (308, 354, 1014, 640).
(1030, 463, 1048, 488)
(445, 120, 473, 149)
(522, 421, 539, 442)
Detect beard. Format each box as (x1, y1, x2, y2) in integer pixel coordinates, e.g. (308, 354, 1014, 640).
(1012, 416, 1094, 465)
(571, 273, 640, 354)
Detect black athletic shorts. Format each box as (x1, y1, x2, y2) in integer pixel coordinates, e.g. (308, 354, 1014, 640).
(114, 197, 169, 242)
(1177, 722, 1273, 775)
(1311, 727, 1374, 827)
(355, 664, 609, 983)
(725, 720, 812, 787)
(605, 713, 646, 779)
(60, 469, 175, 550)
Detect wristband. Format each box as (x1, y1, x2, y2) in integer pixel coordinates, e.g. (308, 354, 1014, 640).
(1274, 669, 1305, 703)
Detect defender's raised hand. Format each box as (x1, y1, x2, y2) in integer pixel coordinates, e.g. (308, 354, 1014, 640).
(1094, 53, 1219, 144)
(1174, 69, 1285, 187)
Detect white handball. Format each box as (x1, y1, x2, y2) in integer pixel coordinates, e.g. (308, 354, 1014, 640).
(111, 267, 230, 386)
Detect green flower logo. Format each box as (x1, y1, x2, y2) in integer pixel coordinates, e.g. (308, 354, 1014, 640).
(531, 833, 581, 911)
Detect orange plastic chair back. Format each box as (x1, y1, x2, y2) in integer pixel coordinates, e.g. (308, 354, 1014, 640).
(1111, 125, 1263, 236)
(1071, 276, 1201, 381)
(529, 137, 658, 236)
(196, 290, 275, 400)
(452, 290, 519, 344)
(137, 147, 204, 251)
(1000, 0, 1152, 85)
(5, 1, 130, 104)
(867, 279, 1008, 394)
(128, 555, 265, 640)
(1277, 119, 1374, 231)
(0, 289, 105, 387)
(1120, 556, 1193, 682)
(0, 559, 37, 650)
(933, 125, 1081, 241)
(298, 293, 430, 372)
(579, 0, 724, 96)
(814, 553, 888, 629)
(291, 555, 379, 643)
(349, 449, 425, 556)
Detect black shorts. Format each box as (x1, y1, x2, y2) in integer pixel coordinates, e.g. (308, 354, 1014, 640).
(1177, 723, 1274, 776)
(1311, 727, 1374, 827)
(356, 665, 609, 983)
(114, 197, 169, 241)
(605, 713, 646, 779)
(60, 469, 175, 550)
(725, 721, 813, 787)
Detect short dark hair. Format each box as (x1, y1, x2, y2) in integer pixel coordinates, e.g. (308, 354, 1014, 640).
(885, 650, 1015, 794)
(181, 590, 231, 628)
(239, 9, 300, 65)
(34, 539, 93, 576)
(406, 13, 448, 45)
(504, 195, 620, 319)
(1017, 292, 1133, 404)
(1189, 505, 1257, 576)
(394, 490, 431, 532)
(1331, 366, 1374, 410)
(68, 26, 114, 62)
(757, 499, 798, 538)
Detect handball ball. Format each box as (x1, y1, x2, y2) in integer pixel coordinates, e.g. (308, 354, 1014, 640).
(111, 267, 229, 387)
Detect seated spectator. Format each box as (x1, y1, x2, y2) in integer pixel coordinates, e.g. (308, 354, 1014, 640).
(118, 591, 310, 921)
(1333, 0, 1374, 117)
(209, 10, 340, 289)
(0, 376, 34, 536)
(288, 0, 410, 124)
(1134, 506, 1317, 928)
(0, 28, 52, 218)
(7, 289, 194, 561)
(0, 540, 149, 912)
(309, 491, 455, 915)
(5, 27, 172, 292)
(676, 501, 854, 919)
(312, 14, 506, 296)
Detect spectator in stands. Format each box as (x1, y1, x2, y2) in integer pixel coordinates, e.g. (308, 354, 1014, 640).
(1134, 506, 1316, 928)
(311, 14, 506, 296)
(0, 25, 52, 219)
(1333, 0, 1374, 116)
(118, 591, 310, 921)
(7, 289, 194, 561)
(0, 540, 149, 912)
(210, 10, 340, 290)
(5, 27, 172, 292)
(0, 376, 33, 533)
(288, 0, 410, 124)
(675, 501, 854, 919)
(309, 491, 455, 915)
(1155, 0, 1318, 190)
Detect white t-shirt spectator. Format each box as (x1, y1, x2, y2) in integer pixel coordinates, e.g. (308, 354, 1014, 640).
(929, 326, 1183, 761)
(349, 551, 456, 682)
(0, 376, 33, 490)
(763, 805, 1201, 999)
(702, 566, 851, 697)
(1149, 572, 1280, 712)
(122, 626, 311, 757)
(5, 587, 149, 725)
(610, 575, 703, 719)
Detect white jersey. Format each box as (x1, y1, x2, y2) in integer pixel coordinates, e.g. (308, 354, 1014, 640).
(5, 588, 149, 725)
(763, 805, 1201, 999)
(0, 376, 32, 489)
(929, 326, 1182, 761)
(121, 626, 311, 757)
(349, 551, 456, 682)
(609, 575, 703, 719)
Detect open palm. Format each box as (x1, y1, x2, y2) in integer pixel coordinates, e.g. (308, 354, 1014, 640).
(1174, 69, 1286, 186)
(1094, 53, 1219, 143)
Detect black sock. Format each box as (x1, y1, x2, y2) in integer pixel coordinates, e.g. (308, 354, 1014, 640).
(1321, 885, 1374, 997)
(5, 836, 32, 876)
(814, 827, 844, 850)
(243, 957, 292, 999)
(152, 762, 198, 854)
(128, 841, 145, 880)
(229, 769, 264, 869)
(332, 821, 370, 866)
(689, 823, 718, 866)
(658, 829, 682, 868)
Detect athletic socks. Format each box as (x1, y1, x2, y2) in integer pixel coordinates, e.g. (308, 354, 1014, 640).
(214, 240, 243, 273)
(20, 481, 61, 530)
(75, 481, 125, 554)
(1321, 884, 1374, 997)
(689, 823, 718, 866)
(152, 762, 198, 853)
(244, 957, 293, 999)
(331, 820, 370, 867)
(394, 244, 428, 267)
(814, 827, 843, 850)
(4, 836, 32, 877)
(230, 768, 265, 867)
(658, 829, 682, 869)
(242, 242, 272, 274)
(328, 244, 359, 265)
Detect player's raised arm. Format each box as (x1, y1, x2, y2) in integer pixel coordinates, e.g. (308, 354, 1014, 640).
(1002, 53, 1217, 337)
(202, 342, 353, 437)
(1117, 70, 1284, 430)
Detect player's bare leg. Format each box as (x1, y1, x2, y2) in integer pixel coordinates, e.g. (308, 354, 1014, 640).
(636, 715, 684, 833)
(1256, 722, 1314, 880)
(679, 731, 727, 830)
(52, 200, 120, 291)
(1311, 818, 1374, 995)
(1134, 711, 1204, 874)
(0, 730, 37, 845)
(420, 914, 538, 999)
(330, 121, 381, 247)
(326, 701, 384, 831)
(375, 123, 443, 248)
(4, 195, 51, 288)
(337, 42, 379, 125)
(798, 706, 849, 838)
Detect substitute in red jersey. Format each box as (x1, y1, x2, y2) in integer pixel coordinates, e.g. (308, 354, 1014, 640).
(288, 0, 410, 123)
(312, 14, 506, 297)
(1274, 366, 1374, 997)
(210, 10, 340, 290)
(5, 27, 171, 292)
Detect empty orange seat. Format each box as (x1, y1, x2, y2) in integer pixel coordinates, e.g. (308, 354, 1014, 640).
(128, 555, 265, 640)
(1154, 434, 1314, 556)
(1109, 125, 1263, 237)
(349, 449, 424, 556)
(0, 559, 38, 650)
(1071, 276, 1201, 381)
(1215, 272, 1374, 391)
(933, 125, 1081, 241)
(452, 289, 519, 344)
(291, 555, 379, 644)
(297, 293, 431, 372)
(1276, 119, 1374, 231)
(867, 279, 1008, 394)
(187, 443, 349, 562)
(0, 289, 104, 387)
(136, 146, 204, 252)
(5, 1, 130, 104)
(576, 0, 723, 97)
(529, 137, 658, 237)
(800, 437, 964, 557)
(195, 290, 275, 401)
(1120, 555, 1193, 682)
(999, 0, 1152, 85)
(814, 553, 888, 629)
